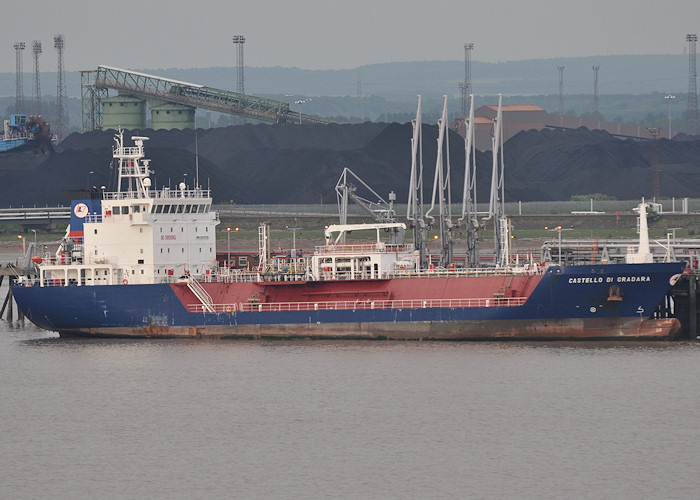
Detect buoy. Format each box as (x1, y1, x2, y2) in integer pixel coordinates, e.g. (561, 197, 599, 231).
(122, 279, 128, 285)
(225, 305, 232, 313)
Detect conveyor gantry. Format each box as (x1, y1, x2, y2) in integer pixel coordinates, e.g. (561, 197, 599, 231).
(81, 65, 331, 131)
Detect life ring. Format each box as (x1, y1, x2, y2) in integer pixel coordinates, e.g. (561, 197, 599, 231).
(225, 305, 232, 313)
(161, 278, 166, 284)
(24, 281, 32, 287)
(122, 279, 128, 285)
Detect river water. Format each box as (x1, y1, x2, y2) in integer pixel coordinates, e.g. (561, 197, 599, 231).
(1, 286, 699, 499)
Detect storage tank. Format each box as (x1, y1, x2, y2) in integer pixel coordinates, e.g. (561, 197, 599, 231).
(151, 103, 195, 130)
(102, 96, 146, 130)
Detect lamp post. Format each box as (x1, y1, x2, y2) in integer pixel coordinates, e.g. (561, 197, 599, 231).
(665, 95, 675, 139)
(226, 227, 231, 268)
(285, 226, 301, 257)
(545, 225, 574, 265)
(86, 170, 94, 190)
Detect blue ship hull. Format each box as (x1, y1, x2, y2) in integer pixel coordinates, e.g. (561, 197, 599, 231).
(12, 262, 686, 339)
(0, 138, 28, 153)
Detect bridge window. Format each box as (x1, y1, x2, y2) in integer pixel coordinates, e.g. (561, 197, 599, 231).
(132, 205, 140, 213)
(123, 206, 129, 215)
(113, 206, 120, 215)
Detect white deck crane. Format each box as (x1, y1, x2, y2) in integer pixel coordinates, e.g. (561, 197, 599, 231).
(335, 167, 403, 244)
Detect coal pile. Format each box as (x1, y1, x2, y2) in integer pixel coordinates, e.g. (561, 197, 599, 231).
(0, 123, 698, 207)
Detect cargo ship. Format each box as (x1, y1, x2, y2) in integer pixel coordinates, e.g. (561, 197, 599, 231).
(11, 128, 686, 340)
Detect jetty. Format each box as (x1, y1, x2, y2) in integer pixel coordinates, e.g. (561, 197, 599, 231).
(0, 265, 36, 321)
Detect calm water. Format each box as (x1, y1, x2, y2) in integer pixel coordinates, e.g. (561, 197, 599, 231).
(1, 292, 699, 498)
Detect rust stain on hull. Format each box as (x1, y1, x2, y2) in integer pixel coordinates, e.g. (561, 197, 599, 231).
(68, 317, 681, 341)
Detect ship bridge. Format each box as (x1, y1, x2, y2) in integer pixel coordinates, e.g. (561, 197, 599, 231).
(81, 65, 331, 132)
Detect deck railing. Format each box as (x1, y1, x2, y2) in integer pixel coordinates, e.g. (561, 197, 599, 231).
(186, 296, 527, 314)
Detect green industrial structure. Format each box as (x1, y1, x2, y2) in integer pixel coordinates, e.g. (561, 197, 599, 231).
(80, 65, 331, 132)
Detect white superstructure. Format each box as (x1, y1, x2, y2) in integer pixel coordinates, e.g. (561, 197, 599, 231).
(36, 130, 219, 287)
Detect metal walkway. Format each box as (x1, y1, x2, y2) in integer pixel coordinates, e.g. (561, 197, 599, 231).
(0, 207, 70, 224)
(81, 65, 332, 131)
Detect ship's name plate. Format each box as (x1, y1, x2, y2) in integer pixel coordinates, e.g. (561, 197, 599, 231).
(568, 275, 651, 284)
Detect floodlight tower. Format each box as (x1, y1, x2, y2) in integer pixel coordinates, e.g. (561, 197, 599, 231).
(54, 34, 67, 142)
(459, 43, 474, 118)
(232, 35, 245, 95)
(31, 40, 42, 115)
(558, 65, 565, 116)
(686, 34, 699, 135)
(592, 65, 600, 117)
(648, 127, 660, 199)
(13, 42, 25, 113)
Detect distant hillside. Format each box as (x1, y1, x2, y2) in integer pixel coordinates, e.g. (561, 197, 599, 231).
(1, 123, 698, 208)
(1, 54, 691, 134)
(0, 54, 689, 100)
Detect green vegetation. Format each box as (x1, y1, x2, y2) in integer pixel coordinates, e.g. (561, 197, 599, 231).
(570, 194, 617, 201)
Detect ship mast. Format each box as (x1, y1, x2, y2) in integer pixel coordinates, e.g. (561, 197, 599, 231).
(484, 94, 509, 267)
(458, 93, 480, 267)
(113, 129, 152, 198)
(407, 95, 428, 268)
(425, 95, 454, 268)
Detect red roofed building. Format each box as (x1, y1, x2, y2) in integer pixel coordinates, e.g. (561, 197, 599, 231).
(451, 103, 656, 151)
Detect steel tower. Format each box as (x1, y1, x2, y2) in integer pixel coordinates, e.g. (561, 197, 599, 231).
(54, 34, 67, 141)
(592, 65, 600, 117)
(232, 35, 245, 95)
(31, 40, 42, 115)
(13, 42, 25, 113)
(558, 65, 565, 116)
(459, 43, 474, 118)
(687, 34, 698, 135)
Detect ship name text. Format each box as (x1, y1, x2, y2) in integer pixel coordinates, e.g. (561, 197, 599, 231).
(568, 275, 651, 284)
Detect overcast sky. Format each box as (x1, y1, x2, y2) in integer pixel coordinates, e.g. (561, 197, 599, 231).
(1, 0, 696, 73)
